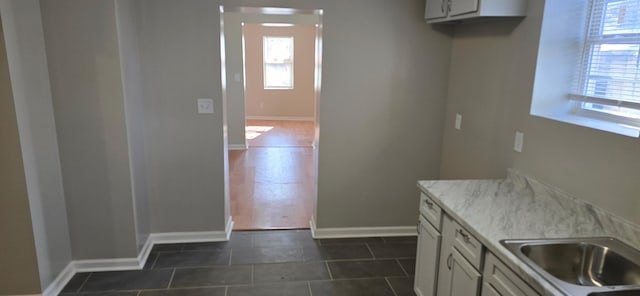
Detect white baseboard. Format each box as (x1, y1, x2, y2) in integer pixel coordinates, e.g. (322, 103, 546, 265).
(42, 218, 234, 295)
(228, 143, 248, 150)
(246, 116, 314, 121)
(310, 218, 417, 239)
(41, 262, 75, 296)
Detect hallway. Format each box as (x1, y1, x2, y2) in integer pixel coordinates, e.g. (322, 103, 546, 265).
(229, 120, 315, 230)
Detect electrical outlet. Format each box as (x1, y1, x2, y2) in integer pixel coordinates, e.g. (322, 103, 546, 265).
(514, 131, 524, 152)
(197, 98, 214, 114)
(455, 113, 462, 130)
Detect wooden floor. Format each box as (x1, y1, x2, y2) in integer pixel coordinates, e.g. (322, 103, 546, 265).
(229, 120, 315, 230)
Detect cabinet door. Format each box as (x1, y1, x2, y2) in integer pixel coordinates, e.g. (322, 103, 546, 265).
(483, 253, 540, 296)
(425, 0, 448, 19)
(449, 0, 479, 16)
(449, 249, 481, 296)
(436, 215, 456, 296)
(415, 216, 441, 296)
(481, 282, 501, 296)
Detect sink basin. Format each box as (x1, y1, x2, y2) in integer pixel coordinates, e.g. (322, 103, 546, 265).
(501, 237, 640, 296)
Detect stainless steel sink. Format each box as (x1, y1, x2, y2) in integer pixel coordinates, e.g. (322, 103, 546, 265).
(501, 237, 640, 296)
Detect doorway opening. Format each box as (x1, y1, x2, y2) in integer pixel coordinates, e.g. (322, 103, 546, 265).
(221, 7, 322, 230)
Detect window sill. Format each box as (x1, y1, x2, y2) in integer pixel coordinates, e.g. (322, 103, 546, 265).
(532, 112, 640, 138)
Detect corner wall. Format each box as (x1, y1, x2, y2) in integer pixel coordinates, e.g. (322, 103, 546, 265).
(0, 14, 42, 294)
(40, 0, 138, 259)
(0, 0, 73, 290)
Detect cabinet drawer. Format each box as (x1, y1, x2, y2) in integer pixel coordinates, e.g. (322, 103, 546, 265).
(483, 252, 540, 296)
(420, 192, 442, 230)
(451, 220, 483, 269)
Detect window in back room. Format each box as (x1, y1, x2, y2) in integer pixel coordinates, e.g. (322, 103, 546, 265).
(263, 36, 294, 89)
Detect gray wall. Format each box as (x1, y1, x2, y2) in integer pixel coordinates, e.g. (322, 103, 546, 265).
(0, 0, 72, 288)
(40, 0, 138, 259)
(115, 0, 150, 251)
(0, 15, 42, 294)
(138, 0, 229, 233)
(439, 0, 640, 224)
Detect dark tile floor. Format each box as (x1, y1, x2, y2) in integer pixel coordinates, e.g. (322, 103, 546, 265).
(59, 230, 417, 296)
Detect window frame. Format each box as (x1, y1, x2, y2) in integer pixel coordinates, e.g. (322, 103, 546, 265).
(572, 0, 640, 128)
(262, 36, 294, 90)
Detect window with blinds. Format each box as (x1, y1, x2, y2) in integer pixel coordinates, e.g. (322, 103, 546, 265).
(263, 36, 294, 89)
(573, 0, 640, 123)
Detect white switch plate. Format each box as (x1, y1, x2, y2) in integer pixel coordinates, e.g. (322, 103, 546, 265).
(197, 98, 214, 114)
(455, 113, 462, 130)
(234, 73, 241, 82)
(514, 131, 524, 152)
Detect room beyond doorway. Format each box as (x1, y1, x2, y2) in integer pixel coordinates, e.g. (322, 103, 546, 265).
(229, 120, 315, 230)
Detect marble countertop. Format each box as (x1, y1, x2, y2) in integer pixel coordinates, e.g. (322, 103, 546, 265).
(417, 171, 640, 296)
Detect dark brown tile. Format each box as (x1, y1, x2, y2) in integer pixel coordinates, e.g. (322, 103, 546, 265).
(227, 282, 311, 296)
(80, 270, 173, 292)
(253, 261, 330, 283)
(182, 234, 252, 251)
(368, 243, 416, 258)
(151, 243, 183, 253)
(61, 272, 91, 293)
(397, 259, 416, 275)
(310, 279, 396, 296)
(303, 245, 373, 261)
(319, 237, 384, 245)
(382, 236, 417, 243)
(328, 260, 405, 279)
(170, 266, 251, 288)
(75, 292, 139, 296)
(138, 287, 226, 296)
(230, 247, 303, 264)
(253, 230, 316, 248)
(387, 277, 416, 296)
(153, 250, 230, 268)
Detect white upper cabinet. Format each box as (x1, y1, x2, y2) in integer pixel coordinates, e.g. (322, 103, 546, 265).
(425, 0, 526, 23)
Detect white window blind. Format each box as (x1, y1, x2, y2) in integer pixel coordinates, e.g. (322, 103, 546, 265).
(263, 36, 294, 89)
(573, 0, 640, 121)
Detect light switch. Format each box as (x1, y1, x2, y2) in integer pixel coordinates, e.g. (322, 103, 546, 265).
(514, 131, 524, 152)
(455, 113, 462, 130)
(234, 73, 242, 82)
(197, 98, 214, 114)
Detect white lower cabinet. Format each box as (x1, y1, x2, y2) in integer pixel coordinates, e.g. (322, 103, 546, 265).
(482, 252, 540, 296)
(415, 193, 540, 296)
(415, 215, 441, 296)
(438, 248, 482, 296)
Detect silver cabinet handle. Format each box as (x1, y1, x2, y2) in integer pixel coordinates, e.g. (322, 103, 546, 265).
(446, 253, 453, 270)
(417, 221, 421, 234)
(441, 0, 445, 13)
(424, 199, 434, 209)
(457, 229, 471, 243)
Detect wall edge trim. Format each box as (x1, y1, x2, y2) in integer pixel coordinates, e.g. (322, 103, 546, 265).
(310, 219, 417, 239)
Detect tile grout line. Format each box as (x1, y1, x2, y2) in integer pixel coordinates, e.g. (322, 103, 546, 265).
(251, 264, 254, 285)
(166, 268, 177, 289)
(385, 277, 399, 296)
(75, 272, 92, 293)
(324, 261, 333, 280)
(365, 243, 376, 259)
(150, 252, 161, 269)
(396, 258, 410, 277)
(307, 281, 314, 296)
